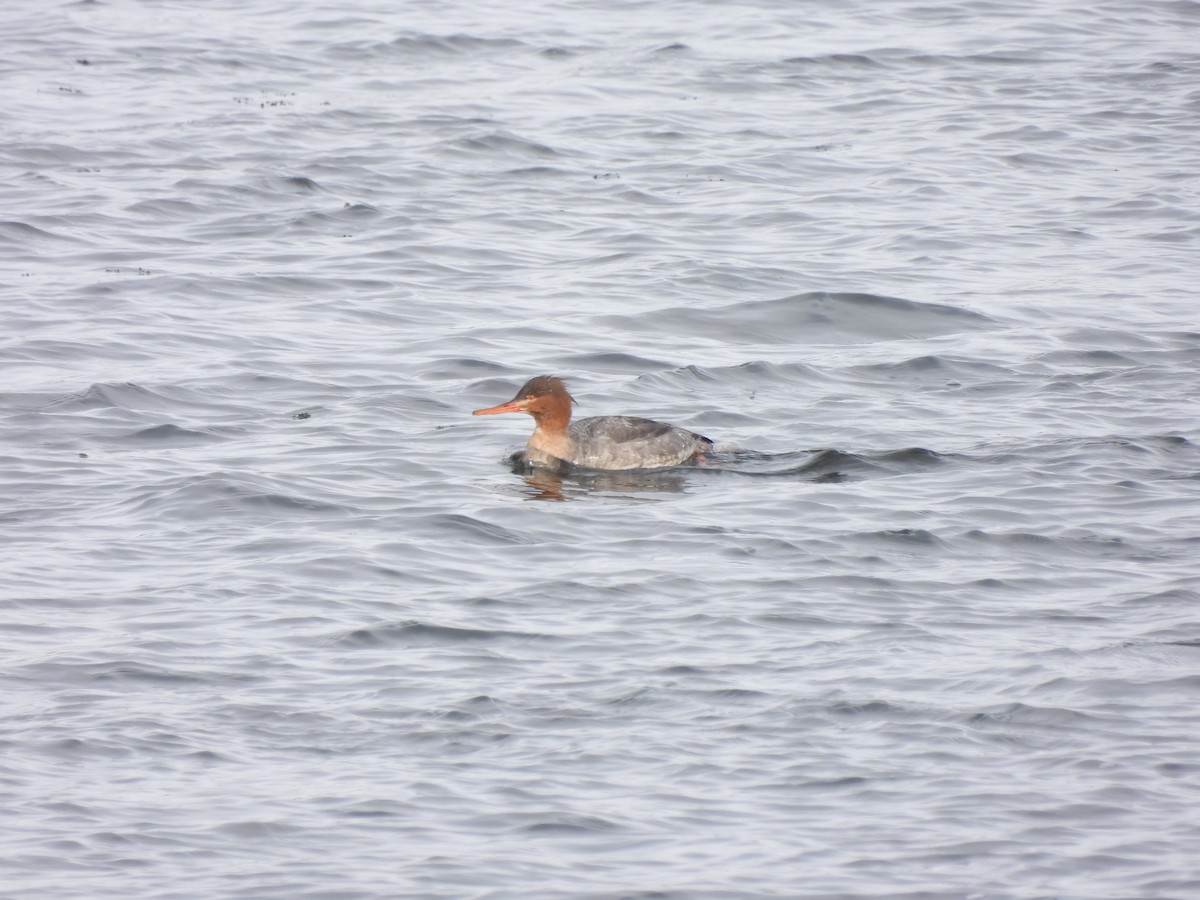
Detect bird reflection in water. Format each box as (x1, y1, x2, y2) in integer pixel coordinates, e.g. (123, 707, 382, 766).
(507, 453, 693, 501)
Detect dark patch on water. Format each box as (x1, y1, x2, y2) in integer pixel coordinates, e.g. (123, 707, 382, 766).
(334, 620, 549, 648)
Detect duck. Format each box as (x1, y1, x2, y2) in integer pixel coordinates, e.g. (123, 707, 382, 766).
(473, 375, 713, 470)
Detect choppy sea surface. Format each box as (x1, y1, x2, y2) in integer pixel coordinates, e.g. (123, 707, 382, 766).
(3, 0, 1199, 897)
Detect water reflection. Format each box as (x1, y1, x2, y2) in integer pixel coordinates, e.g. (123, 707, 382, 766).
(506, 446, 951, 498)
(508, 455, 691, 501)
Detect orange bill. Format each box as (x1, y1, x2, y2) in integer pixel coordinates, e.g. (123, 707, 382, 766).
(472, 399, 526, 415)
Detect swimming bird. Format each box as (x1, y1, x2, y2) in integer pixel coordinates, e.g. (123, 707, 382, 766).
(473, 375, 713, 470)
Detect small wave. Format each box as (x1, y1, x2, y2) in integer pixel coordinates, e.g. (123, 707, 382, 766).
(828, 699, 910, 718)
(276, 174, 323, 192)
(851, 528, 947, 548)
(113, 423, 224, 445)
(1036, 347, 1144, 368)
(324, 32, 526, 62)
(635, 359, 827, 392)
(1119, 588, 1199, 609)
(4, 141, 97, 166)
(122, 198, 206, 220)
(287, 203, 381, 232)
(969, 702, 1108, 730)
(547, 350, 674, 375)
(412, 513, 536, 544)
(213, 821, 305, 839)
(40, 380, 249, 419)
(983, 124, 1071, 143)
(600, 292, 994, 347)
(0, 219, 88, 247)
(19, 659, 225, 689)
(333, 620, 548, 648)
(443, 130, 564, 161)
(521, 815, 622, 834)
(705, 446, 948, 481)
(390, 33, 526, 55)
(961, 528, 1140, 561)
(990, 434, 1199, 478)
(781, 53, 892, 70)
(336, 801, 409, 819)
(44, 382, 175, 411)
(123, 474, 351, 519)
(12, 339, 151, 365)
(847, 354, 1016, 384)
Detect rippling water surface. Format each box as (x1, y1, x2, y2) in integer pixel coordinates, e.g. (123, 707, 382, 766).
(3, 0, 1199, 896)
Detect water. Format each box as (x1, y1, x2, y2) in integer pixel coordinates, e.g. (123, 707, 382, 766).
(3, 0, 1199, 896)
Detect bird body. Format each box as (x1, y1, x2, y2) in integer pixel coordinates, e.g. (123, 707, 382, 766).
(473, 376, 712, 471)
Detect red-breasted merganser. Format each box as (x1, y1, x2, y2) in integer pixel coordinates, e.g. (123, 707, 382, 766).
(473, 375, 713, 470)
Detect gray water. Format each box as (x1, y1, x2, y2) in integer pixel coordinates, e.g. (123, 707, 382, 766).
(3, 0, 1199, 897)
